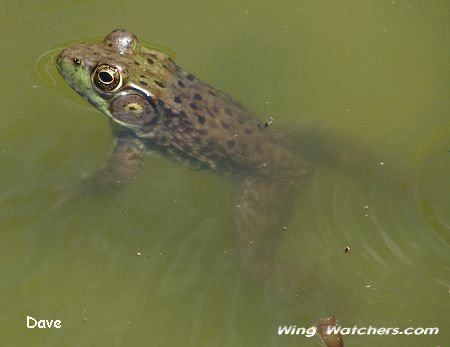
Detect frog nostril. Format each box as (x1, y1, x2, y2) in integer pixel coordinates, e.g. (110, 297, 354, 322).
(73, 57, 81, 66)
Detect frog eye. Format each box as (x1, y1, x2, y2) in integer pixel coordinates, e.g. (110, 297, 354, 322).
(92, 64, 122, 92)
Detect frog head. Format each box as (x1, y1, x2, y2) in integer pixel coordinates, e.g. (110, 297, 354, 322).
(56, 29, 171, 130)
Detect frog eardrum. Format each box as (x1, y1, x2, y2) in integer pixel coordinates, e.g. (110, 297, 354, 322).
(92, 64, 122, 92)
(109, 93, 157, 126)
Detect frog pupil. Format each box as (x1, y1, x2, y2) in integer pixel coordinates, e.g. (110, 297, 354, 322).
(92, 64, 121, 91)
(99, 71, 113, 83)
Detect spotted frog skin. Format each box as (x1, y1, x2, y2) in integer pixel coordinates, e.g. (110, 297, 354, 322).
(62, 30, 310, 257)
(57, 29, 311, 272)
(57, 29, 310, 267)
(57, 30, 307, 179)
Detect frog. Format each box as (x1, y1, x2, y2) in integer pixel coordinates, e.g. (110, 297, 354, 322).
(56, 29, 346, 347)
(56, 29, 310, 270)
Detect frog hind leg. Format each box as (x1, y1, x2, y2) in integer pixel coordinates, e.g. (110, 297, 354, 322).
(233, 176, 345, 347)
(232, 175, 299, 280)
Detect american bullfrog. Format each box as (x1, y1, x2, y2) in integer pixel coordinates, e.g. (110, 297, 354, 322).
(57, 29, 308, 176)
(56, 29, 309, 267)
(57, 29, 343, 347)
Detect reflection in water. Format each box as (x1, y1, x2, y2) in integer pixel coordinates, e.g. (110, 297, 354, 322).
(35, 48, 61, 86)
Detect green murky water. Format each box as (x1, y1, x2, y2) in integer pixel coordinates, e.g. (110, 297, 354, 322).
(0, 1, 448, 346)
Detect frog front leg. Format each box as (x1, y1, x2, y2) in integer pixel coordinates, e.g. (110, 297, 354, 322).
(89, 134, 145, 191)
(52, 134, 144, 208)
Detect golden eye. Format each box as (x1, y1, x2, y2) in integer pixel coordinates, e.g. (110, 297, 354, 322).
(92, 64, 122, 91)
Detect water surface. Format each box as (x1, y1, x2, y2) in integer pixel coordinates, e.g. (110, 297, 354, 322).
(0, 1, 448, 346)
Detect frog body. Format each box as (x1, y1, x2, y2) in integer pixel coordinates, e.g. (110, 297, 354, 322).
(56, 29, 309, 279)
(57, 30, 307, 182)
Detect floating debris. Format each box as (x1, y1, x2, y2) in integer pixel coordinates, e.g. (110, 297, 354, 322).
(258, 116, 274, 129)
(318, 315, 344, 347)
(344, 246, 351, 253)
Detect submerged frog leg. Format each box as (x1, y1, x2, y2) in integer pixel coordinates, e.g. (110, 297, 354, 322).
(90, 134, 145, 190)
(233, 175, 298, 280)
(50, 134, 144, 208)
(235, 176, 345, 347)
